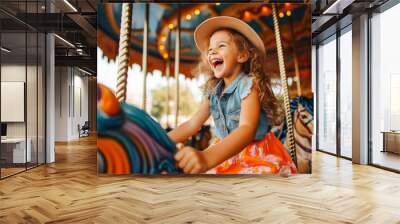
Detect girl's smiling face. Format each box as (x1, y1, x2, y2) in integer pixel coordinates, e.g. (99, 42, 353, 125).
(207, 30, 248, 80)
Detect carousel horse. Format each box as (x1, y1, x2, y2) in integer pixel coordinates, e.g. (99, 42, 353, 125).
(97, 84, 181, 175)
(273, 96, 313, 173)
(292, 96, 313, 173)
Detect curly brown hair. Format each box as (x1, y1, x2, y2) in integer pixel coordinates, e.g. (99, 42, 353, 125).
(194, 28, 284, 125)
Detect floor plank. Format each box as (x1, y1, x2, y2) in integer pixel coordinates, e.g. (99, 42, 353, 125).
(0, 136, 399, 223)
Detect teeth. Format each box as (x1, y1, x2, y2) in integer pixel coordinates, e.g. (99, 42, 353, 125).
(211, 58, 223, 68)
(211, 58, 223, 63)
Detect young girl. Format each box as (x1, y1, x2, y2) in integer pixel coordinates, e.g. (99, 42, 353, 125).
(168, 16, 297, 175)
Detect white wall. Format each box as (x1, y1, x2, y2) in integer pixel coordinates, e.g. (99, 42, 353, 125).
(54, 66, 89, 141)
(73, 72, 89, 137)
(1, 63, 46, 164)
(1, 65, 37, 138)
(1, 64, 26, 154)
(55, 66, 69, 141)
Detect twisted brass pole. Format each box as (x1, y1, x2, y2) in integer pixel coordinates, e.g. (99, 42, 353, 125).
(142, 3, 149, 110)
(116, 3, 132, 102)
(272, 5, 297, 166)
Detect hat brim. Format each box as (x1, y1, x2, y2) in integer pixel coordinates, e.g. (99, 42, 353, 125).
(194, 16, 266, 56)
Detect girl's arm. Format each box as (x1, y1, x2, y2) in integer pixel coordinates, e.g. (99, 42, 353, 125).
(167, 99, 211, 143)
(175, 84, 260, 173)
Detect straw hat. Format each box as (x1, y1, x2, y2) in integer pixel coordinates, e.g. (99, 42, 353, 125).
(194, 16, 266, 55)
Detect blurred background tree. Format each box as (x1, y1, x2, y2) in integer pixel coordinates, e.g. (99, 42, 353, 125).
(150, 84, 200, 122)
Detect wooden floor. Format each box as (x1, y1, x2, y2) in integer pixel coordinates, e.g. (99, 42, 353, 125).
(372, 151, 400, 171)
(1, 167, 26, 178)
(0, 136, 400, 223)
(1, 163, 44, 178)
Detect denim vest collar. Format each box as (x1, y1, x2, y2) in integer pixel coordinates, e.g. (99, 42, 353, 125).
(214, 72, 245, 97)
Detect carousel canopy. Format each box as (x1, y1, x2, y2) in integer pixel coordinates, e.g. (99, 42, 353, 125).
(98, 3, 311, 80)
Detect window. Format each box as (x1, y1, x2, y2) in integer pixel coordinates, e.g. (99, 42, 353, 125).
(0, 0, 47, 179)
(317, 35, 337, 154)
(339, 27, 352, 158)
(370, 2, 400, 171)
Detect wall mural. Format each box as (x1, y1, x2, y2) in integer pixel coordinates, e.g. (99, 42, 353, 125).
(97, 2, 313, 175)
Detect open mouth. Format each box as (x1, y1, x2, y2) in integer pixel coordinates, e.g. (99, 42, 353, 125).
(211, 58, 224, 68)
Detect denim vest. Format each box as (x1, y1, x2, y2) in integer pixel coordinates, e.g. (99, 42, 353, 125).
(206, 72, 272, 140)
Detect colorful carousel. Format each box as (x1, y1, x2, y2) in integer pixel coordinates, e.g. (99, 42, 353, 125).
(97, 3, 313, 175)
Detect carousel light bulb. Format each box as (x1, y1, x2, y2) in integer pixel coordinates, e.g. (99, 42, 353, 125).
(163, 53, 168, 59)
(243, 11, 252, 21)
(186, 14, 192, 20)
(194, 9, 200, 15)
(161, 36, 166, 42)
(215, 3, 221, 6)
(168, 23, 174, 29)
(159, 45, 165, 50)
(279, 12, 284, 18)
(286, 10, 292, 16)
(261, 6, 270, 15)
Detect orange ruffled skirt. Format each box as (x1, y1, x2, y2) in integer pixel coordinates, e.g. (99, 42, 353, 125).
(206, 132, 297, 175)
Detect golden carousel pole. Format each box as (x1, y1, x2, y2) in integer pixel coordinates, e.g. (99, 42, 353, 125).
(142, 3, 149, 111)
(174, 7, 181, 127)
(289, 15, 302, 97)
(272, 5, 297, 166)
(166, 30, 171, 128)
(116, 3, 132, 102)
